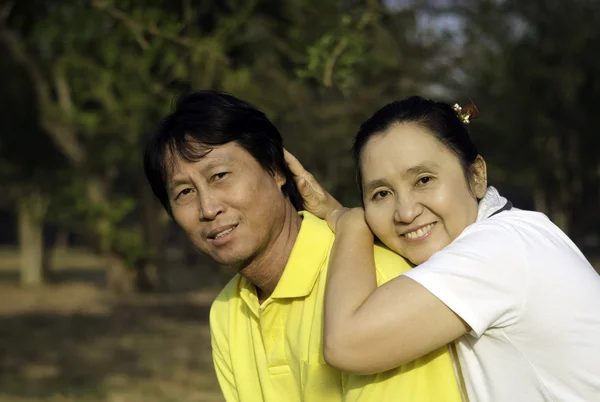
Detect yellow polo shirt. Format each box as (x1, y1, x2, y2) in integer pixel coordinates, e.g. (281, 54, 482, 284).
(210, 211, 463, 402)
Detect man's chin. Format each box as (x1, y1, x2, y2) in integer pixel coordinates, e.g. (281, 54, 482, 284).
(210, 252, 249, 271)
(204, 243, 255, 271)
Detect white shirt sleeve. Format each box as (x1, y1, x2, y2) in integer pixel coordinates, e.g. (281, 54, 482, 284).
(403, 219, 529, 337)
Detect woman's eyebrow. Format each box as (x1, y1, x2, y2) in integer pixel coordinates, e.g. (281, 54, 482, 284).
(405, 162, 441, 176)
(364, 178, 389, 193)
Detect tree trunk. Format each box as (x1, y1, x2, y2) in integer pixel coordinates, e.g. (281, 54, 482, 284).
(140, 182, 170, 291)
(86, 176, 136, 293)
(53, 228, 69, 252)
(18, 191, 50, 286)
(106, 253, 136, 293)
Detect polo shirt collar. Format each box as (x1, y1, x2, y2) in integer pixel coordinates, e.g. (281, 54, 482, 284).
(270, 211, 332, 299)
(238, 211, 332, 306)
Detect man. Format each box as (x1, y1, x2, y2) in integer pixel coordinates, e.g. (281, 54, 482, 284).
(144, 91, 464, 401)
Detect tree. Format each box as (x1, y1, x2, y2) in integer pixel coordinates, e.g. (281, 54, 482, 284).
(1, 0, 477, 291)
(0, 40, 69, 285)
(1, 0, 171, 290)
(442, 0, 600, 243)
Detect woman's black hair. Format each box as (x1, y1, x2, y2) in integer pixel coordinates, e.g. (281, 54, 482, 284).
(352, 96, 480, 194)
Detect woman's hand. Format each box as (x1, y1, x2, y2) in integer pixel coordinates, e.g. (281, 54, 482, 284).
(327, 207, 371, 234)
(284, 149, 343, 220)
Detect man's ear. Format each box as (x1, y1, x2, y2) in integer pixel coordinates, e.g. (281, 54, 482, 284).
(471, 155, 488, 199)
(275, 171, 287, 189)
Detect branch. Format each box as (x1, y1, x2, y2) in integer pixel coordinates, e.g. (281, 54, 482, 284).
(0, 29, 51, 105)
(254, 18, 306, 63)
(215, 0, 259, 44)
(91, 0, 209, 52)
(182, 0, 195, 27)
(323, 37, 350, 87)
(53, 58, 74, 119)
(322, 2, 379, 87)
(0, 28, 86, 166)
(90, 0, 148, 49)
(0, 1, 14, 24)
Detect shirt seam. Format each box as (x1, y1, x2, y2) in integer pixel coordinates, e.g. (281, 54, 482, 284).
(498, 328, 556, 401)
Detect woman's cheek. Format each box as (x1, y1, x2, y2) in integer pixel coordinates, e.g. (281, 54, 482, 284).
(365, 205, 385, 237)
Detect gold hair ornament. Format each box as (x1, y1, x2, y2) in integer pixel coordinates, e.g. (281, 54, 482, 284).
(452, 100, 481, 124)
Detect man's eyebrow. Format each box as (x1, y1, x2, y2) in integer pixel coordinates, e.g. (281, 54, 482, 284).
(200, 158, 236, 170)
(168, 158, 236, 191)
(168, 178, 190, 191)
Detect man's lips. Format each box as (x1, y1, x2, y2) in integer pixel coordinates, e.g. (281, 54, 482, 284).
(206, 224, 238, 239)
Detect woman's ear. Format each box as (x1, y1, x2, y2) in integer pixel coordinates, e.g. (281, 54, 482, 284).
(471, 155, 488, 199)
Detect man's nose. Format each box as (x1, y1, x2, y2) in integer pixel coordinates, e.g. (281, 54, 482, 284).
(197, 190, 223, 221)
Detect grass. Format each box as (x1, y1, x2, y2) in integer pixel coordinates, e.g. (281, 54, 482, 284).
(1, 246, 598, 402)
(0, 247, 225, 402)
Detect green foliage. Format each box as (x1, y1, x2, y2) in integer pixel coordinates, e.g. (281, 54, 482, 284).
(3, 0, 597, 279)
(445, 0, 600, 238)
(113, 226, 151, 267)
(297, 26, 368, 94)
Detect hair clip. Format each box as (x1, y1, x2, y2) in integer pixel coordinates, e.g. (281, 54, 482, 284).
(452, 99, 481, 124)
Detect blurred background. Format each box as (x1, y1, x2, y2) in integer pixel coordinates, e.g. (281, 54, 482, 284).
(0, 0, 599, 401)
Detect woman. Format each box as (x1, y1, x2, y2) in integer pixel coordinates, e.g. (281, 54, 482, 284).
(285, 96, 600, 401)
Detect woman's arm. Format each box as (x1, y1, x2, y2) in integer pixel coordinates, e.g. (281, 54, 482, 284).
(323, 209, 469, 374)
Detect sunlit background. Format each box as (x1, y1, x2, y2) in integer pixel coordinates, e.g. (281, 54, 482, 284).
(1, 0, 599, 401)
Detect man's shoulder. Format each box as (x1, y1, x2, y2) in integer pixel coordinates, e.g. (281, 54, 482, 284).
(299, 211, 334, 240)
(216, 273, 242, 300)
(209, 274, 242, 329)
(373, 243, 413, 283)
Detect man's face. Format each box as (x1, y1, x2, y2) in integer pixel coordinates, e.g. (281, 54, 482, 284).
(167, 142, 288, 267)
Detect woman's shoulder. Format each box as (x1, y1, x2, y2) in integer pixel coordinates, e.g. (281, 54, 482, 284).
(464, 208, 554, 241)
(437, 210, 542, 266)
(452, 208, 579, 266)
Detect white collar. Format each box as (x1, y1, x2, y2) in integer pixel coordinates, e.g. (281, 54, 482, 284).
(476, 186, 508, 222)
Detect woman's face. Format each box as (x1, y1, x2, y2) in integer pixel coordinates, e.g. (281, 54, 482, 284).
(361, 122, 487, 265)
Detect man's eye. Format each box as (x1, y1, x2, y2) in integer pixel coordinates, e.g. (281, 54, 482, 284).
(213, 172, 228, 181)
(372, 190, 390, 201)
(177, 188, 194, 199)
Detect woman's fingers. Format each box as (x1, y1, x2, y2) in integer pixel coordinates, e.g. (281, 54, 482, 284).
(284, 148, 324, 202)
(284, 148, 344, 219)
(284, 148, 306, 178)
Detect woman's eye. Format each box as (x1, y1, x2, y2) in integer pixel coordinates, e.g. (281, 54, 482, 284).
(372, 190, 390, 201)
(417, 176, 432, 186)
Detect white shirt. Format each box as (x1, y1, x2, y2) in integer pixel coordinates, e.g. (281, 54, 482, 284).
(404, 187, 600, 402)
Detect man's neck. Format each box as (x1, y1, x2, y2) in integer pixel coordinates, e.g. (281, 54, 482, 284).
(239, 203, 302, 304)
